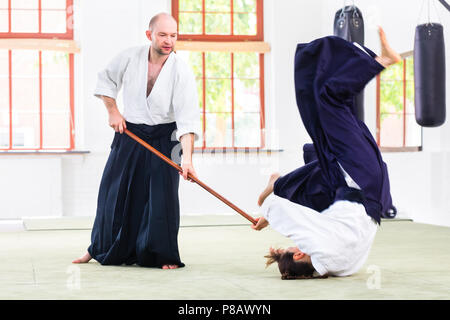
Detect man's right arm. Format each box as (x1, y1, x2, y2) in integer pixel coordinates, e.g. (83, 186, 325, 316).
(93, 49, 130, 133)
(101, 96, 127, 134)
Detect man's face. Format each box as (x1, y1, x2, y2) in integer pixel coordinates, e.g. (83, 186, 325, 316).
(148, 17, 178, 56)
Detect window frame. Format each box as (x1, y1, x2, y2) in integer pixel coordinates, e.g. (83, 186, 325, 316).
(172, 0, 265, 150)
(0, 0, 74, 40)
(172, 0, 264, 42)
(376, 53, 422, 152)
(0, 0, 75, 151)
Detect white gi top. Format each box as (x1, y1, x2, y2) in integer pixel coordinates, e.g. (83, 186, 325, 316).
(260, 166, 378, 277)
(94, 44, 201, 142)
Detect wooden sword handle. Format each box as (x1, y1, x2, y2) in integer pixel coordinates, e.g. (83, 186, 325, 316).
(124, 129, 257, 225)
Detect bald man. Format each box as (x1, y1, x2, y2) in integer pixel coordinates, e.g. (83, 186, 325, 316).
(73, 13, 200, 269)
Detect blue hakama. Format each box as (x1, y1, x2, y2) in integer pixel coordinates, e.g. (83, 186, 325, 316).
(274, 36, 393, 224)
(87, 121, 185, 267)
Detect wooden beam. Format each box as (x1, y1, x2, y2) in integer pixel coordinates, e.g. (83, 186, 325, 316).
(0, 39, 80, 53)
(380, 146, 422, 153)
(400, 50, 413, 59)
(175, 41, 270, 53)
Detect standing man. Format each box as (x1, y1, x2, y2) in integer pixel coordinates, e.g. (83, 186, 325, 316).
(73, 13, 200, 269)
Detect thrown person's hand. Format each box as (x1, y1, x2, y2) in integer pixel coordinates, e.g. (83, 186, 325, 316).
(180, 162, 197, 182)
(251, 217, 269, 231)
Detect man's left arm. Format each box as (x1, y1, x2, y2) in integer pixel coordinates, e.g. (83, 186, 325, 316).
(180, 133, 197, 181)
(173, 63, 201, 182)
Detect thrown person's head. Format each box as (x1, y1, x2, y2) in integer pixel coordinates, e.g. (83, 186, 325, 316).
(265, 247, 327, 279)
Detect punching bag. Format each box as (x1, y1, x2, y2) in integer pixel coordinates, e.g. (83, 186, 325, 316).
(414, 23, 446, 127)
(334, 5, 364, 45)
(334, 5, 365, 122)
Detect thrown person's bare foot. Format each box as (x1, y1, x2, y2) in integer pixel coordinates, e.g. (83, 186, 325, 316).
(257, 173, 281, 207)
(376, 26, 402, 68)
(162, 265, 179, 269)
(72, 252, 92, 264)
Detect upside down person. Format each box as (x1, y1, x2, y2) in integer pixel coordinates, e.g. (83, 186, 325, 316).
(252, 27, 400, 279)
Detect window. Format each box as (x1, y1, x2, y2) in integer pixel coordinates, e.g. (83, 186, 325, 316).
(172, 0, 266, 150)
(376, 54, 422, 151)
(0, 0, 75, 151)
(174, 0, 263, 41)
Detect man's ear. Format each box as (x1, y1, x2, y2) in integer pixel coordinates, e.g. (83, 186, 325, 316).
(146, 30, 152, 41)
(293, 252, 304, 261)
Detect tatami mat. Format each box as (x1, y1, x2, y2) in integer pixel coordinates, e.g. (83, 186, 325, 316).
(1, 219, 448, 300)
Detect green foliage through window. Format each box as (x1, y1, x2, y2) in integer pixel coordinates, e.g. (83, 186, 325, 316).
(178, 0, 257, 36)
(378, 56, 421, 148)
(176, 0, 263, 148)
(178, 50, 262, 148)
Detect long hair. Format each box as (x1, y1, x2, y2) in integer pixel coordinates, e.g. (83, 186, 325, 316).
(264, 249, 328, 280)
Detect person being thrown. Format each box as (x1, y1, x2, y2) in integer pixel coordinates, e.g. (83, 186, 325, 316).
(251, 27, 401, 279)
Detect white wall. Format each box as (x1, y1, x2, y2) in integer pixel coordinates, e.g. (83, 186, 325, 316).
(1, 0, 450, 227)
(320, 0, 450, 226)
(0, 157, 62, 219)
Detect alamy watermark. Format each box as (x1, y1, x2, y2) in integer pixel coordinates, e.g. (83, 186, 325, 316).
(366, 265, 381, 290)
(66, 265, 81, 290)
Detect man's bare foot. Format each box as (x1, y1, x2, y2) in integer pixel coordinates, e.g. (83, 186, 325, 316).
(72, 252, 92, 264)
(376, 26, 402, 68)
(162, 265, 179, 269)
(257, 173, 281, 207)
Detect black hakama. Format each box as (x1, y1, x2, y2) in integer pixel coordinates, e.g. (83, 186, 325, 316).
(274, 36, 394, 224)
(87, 121, 185, 267)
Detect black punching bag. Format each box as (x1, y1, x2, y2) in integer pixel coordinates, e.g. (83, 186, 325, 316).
(334, 5, 365, 122)
(414, 23, 446, 127)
